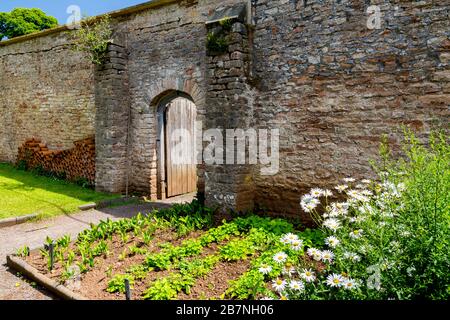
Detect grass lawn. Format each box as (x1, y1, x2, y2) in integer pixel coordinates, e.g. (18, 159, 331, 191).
(0, 163, 119, 219)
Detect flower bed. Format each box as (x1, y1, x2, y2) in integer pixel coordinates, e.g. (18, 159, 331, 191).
(12, 201, 323, 300)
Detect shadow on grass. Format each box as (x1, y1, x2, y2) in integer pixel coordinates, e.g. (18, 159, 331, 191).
(0, 163, 118, 219)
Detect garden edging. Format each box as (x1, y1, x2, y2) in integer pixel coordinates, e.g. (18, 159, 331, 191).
(6, 255, 88, 300)
(0, 214, 37, 229)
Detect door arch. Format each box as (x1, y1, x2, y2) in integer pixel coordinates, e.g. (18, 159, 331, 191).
(157, 92, 198, 199)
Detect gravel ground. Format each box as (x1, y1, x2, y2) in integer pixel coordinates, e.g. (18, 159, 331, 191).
(0, 194, 194, 300)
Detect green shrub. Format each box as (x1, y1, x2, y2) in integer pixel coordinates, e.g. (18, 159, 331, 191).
(72, 15, 113, 65)
(267, 130, 449, 300)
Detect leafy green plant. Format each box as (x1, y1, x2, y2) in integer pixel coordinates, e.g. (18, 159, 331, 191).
(56, 235, 71, 249)
(140, 229, 154, 245)
(142, 275, 191, 300)
(106, 266, 113, 278)
(16, 245, 30, 257)
(60, 263, 75, 283)
(206, 17, 235, 55)
(107, 274, 135, 294)
(71, 15, 113, 65)
(93, 240, 109, 257)
(224, 269, 267, 300)
(206, 32, 228, 55)
(128, 245, 147, 257)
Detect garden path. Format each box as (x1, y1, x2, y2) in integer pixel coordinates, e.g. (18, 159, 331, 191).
(0, 194, 194, 300)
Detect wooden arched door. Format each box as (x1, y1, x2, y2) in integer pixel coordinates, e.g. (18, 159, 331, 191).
(164, 97, 197, 197)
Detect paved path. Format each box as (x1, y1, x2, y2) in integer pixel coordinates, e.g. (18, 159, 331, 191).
(0, 195, 194, 300)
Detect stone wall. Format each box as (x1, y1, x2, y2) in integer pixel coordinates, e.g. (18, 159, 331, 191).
(0, 31, 95, 163)
(250, 0, 450, 217)
(112, 0, 243, 197)
(0, 0, 448, 221)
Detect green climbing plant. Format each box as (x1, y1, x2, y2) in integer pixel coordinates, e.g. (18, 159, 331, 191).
(71, 15, 113, 65)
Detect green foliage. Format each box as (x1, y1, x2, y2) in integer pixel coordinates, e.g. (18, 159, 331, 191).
(71, 15, 113, 65)
(224, 269, 267, 300)
(0, 8, 58, 40)
(263, 130, 449, 301)
(56, 235, 71, 249)
(143, 256, 219, 300)
(219, 17, 233, 32)
(16, 160, 28, 171)
(373, 130, 449, 299)
(206, 17, 236, 55)
(233, 216, 295, 235)
(206, 32, 228, 55)
(219, 229, 270, 261)
(16, 245, 30, 257)
(74, 177, 94, 189)
(299, 228, 326, 248)
(92, 240, 109, 257)
(143, 274, 194, 300)
(107, 274, 135, 294)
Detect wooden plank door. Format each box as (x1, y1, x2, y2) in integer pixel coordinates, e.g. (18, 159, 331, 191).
(165, 97, 197, 197)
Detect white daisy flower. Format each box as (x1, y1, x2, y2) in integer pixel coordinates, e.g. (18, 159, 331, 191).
(310, 188, 324, 198)
(272, 278, 287, 292)
(273, 252, 288, 264)
(355, 184, 365, 189)
(360, 189, 373, 197)
(343, 278, 359, 290)
(290, 239, 304, 251)
(361, 179, 371, 184)
(289, 280, 305, 291)
(258, 265, 272, 275)
(300, 269, 316, 283)
(326, 274, 344, 288)
(279, 294, 289, 300)
(335, 202, 349, 210)
(307, 247, 320, 257)
(302, 203, 317, 213)
(282, 233, 299, 244)
(282, 266, 296, 277)
(397, 183, 406, 192)
(301, 196, 320, 212)
(347, 189, 361, 198)
(335, 185, 348, 193)
(323, 189, 333, 197)
(280, 237, 291, 245)
(323, 218, 341, 232)
(325, 236, 340, 248)
(343, 252, 361, 262)
(349, 229, 364, 239)
(343, 177, 356, 183)
(350, 254, 361, 262)
(355, 194, 370, 203)
(300, 194, 315, 204)
(321, 250, 334, 263)
(260, 296, 274, 300)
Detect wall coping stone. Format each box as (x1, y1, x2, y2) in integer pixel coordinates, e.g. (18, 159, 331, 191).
(0, 0, 178, 47)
